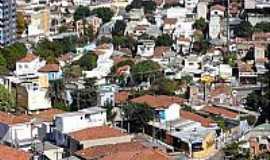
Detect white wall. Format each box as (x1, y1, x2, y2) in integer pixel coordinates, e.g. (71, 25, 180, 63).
(1, 123, 32, 146)
(55, 112, 107, 133)
(28, 89, 51, 111)
(164, 103, 181, 122)
(15, 58, 45, 76)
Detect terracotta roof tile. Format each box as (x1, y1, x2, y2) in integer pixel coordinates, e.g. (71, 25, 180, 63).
(211, 4, 226, 12)
(164, 18, 177, 25)
(153, 47, 170, 58)
(115, 91, 129, 104)
(32, 109, 65, 122)
(210, 85, 231, 97)
(180, 110, 215, 127)
(38, 64, 60, 72)
(69, 126, 127, 141)
(202, 106, 238, 119)
(130, 95, 186, 109)
(0, 112, 31, 125)
(75, 142, 169, 160)
(165, 0, 178, 5)
(18, 53, 38, 63)
(0, 144, 32, 160)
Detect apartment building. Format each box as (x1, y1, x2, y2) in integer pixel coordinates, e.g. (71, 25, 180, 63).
(0, 0, 16, 46)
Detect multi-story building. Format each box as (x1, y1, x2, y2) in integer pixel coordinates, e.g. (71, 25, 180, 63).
(0, 0, 16, 46)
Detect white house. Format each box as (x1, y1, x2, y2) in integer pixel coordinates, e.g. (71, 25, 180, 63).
(0, 112, 33, 149)
(137, 40, 155, 57)
(15, 53, 46, 76)
(197, 1, 208, 19)
(16, 82, 52, 111)
(54, 107, 107, 134)
(209, 16, 221, 39)
(98, 84, 119, 107)
(210, 4, 225, 17)
(130, 95, 186, 123)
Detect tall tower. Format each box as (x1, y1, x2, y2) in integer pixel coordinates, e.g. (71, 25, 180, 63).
(0, 0, 16, 46)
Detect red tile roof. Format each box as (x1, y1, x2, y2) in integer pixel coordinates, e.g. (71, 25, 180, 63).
(180, 110, 215, 127)
(0, 144, 32, 160)
(164, 18, 177, 25)
(115, 91, 129, 104)
(210, 85, 231, 97)
(202, 106, 238, 119)
(75, 142, 169, 160)
(18, 53, 38, 63)
(211, 4, 226, 12)
(69, 126, 127, 141)
(130, 95, 185, 109)
(38, 64, 60, 72)
(153, 47, 170, 58)
(32, 109, 65, 122)
(0, 112, 31, 125)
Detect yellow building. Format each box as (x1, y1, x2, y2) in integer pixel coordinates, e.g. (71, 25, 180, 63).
(28, 8, 50, 36)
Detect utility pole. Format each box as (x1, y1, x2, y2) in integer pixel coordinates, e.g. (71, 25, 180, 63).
(227, 0, 230, 53)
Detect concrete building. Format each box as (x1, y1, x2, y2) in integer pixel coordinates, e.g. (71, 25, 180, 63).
(209, 16, 221, 39)
(0, 112, 33, 149)
(0, 0, 16, 46)
(54, 107, 107, 134)
(27, 8, 50, 37)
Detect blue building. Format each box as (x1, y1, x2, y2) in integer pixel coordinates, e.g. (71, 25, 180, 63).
(0, 0, 16, 46)
(38, 64, 63, 80)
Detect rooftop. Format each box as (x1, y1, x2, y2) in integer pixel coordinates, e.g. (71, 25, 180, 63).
(202, 106, 238, 119)
(0, 144, 32, 160)
(75, 142, 169, 160)
(32, 108, 65, 122)
(69, 126, 127, 141)
(180, 110, 215, 127)
(0, 112, 31, 125)
(130, 95, 186, 109)
(38, 64, 60, 72)
(115, 91, 129, 104)
(18, 53, 38, 63)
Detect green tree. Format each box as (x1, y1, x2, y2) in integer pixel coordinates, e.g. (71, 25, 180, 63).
(112, 36, 127, 49)
(58, 25, 68, 33)
(112, 20, 127, 36)
(92, 7, 114, 23)
(224, 52, 237, 67)
(76, 53, 97, 70)
(122, 103, 154, 133)
(74, 6, 91, 21)
(143, 1, 156, 14)
(0, 85, 15, 112)
(63, 65, 82, 81)
(151, 78, 181, 95)
(16, 12, 26, 36)
(193, 18, 208, 31)
(70, 78, 97, 111)
(103, 104, 117, 125)
(46, 79, 67, 107)
(0, 54, 8, 75)
(155, 34, 173, 47)
(245, 63, 270, 124)
(254, 22, 270, 33)
(131, 60, 161, 83)
(0, 42, 27, 70)
(83, 25, 95, 42)
(97, 36, 112, 45)
(235, 21, 253, 38)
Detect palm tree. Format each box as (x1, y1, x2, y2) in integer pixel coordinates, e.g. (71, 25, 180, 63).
(46, 79, 67, 107)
